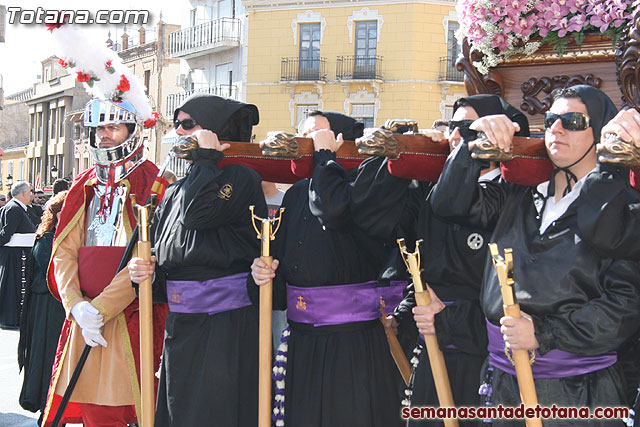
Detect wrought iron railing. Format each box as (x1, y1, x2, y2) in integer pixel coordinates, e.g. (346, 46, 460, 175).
(336, 55, 383, 80)
(169, 18, 241, 57)
(165, 85, 239, 117)
(281, 57, 327, 81)
(438, 56, 464, 82)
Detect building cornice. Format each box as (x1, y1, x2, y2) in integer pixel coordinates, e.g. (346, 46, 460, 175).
(118, 41, 158, 63)
(242, 0, 455, 12)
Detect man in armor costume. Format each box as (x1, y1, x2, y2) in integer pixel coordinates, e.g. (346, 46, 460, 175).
(43, 97, 167, 427)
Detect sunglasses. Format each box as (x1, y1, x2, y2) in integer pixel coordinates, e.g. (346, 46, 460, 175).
(174, 118, 198, 131)
(447, 119, 478, 139)
(544, 112, 590, 131)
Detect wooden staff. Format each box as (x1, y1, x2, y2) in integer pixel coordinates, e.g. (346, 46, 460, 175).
(250, 205, 285, 427)
(131, 194, 159, 427)
(397, 239, 458, 427)
(379, 301, 412, 385)
(488, 244, 542, 427)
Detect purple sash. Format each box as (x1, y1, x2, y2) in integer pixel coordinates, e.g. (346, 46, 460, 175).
(379, 280, 407, 313)
(166, 272, 251, 315)
(486, 319, 616, 379)
(287, 281, 383, 327)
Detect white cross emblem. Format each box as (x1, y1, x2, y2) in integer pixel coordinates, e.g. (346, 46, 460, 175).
(467, 233, 484, 250)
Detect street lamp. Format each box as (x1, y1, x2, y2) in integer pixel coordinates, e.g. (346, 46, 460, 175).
(6, 174, 13, 188)
(51, 165, 59, 181)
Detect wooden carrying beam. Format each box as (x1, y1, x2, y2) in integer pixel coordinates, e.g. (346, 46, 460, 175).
(189, 130, 640, 189)
(214, 132, 550, 184)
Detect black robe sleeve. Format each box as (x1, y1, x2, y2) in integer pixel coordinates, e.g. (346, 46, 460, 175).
(350, 156, 419, 241)
(577, 163, 640, 260)
(393, 273, 488, 355)
(531, 258, 640, 355)
(430, 142, 512, 229)
(308, 149, 353, 229)
(433, 300, 489, 356)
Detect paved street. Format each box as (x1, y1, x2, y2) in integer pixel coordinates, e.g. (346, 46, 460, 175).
(0, 329, 38, 427)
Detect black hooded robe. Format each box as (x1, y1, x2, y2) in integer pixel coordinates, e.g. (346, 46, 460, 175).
(429, 86, 640, 426)
(152, 95, 266, 427)
(247, 150, 404, 427)
(349, 95, 531, 427)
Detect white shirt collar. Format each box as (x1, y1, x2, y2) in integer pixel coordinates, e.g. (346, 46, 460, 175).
(478, 168, 501, 183)
(536, 167, 595, 234)
(13, 198, 28, 211)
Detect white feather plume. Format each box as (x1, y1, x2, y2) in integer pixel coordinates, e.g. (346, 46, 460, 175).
(50, 23, 154, 123)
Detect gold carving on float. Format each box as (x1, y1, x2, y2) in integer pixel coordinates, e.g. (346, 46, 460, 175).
(469, 133, 514, 162)
(598, 134, 640, 168)
(259, 131, 299, 158)
(356, 127, 398, 158)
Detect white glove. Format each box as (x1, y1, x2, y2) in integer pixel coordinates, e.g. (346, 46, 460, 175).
(81, 327, 108, 347)
(71, 301, 104, 330)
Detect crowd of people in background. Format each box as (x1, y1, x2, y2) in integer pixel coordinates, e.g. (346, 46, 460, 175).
(0, 177, 70, 329)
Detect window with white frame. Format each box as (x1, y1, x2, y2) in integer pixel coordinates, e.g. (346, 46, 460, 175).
(218, 0, 232, 19)
(351, 103, 375, 129)
(299, 23, 321, 78)
(296, 104, 319, 132)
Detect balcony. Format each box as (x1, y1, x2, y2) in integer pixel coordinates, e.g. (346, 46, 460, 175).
(438, 56, 464, 82)
(165, 85, 239, 117)
(281, 57, 327, 82)
(169, 18, 241, 59)
(336, 56, 383, 80)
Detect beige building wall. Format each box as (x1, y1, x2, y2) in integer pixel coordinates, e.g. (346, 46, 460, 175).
(0, 145, 28, 196)
(243, 1, 465, 141)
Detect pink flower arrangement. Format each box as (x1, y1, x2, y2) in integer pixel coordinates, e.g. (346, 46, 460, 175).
(458, 0, 634, 74)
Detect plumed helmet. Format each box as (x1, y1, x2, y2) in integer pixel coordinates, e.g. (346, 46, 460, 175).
(83, 98, 145, 184)
(49, 22, 160, 184)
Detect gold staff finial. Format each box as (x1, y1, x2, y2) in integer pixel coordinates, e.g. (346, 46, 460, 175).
(130, 194, 158, 241)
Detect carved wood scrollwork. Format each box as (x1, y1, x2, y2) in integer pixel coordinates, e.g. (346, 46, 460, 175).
(456, 38, 504, 97)
(616, 8, 640, 108)
(520, 74, 603, 115)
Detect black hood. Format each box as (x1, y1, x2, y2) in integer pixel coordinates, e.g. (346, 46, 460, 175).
(569, 85, 618, 144)
(173, 93, 259, 142)
(322, 111, 365, 141)
(453, 94, 530, 137)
